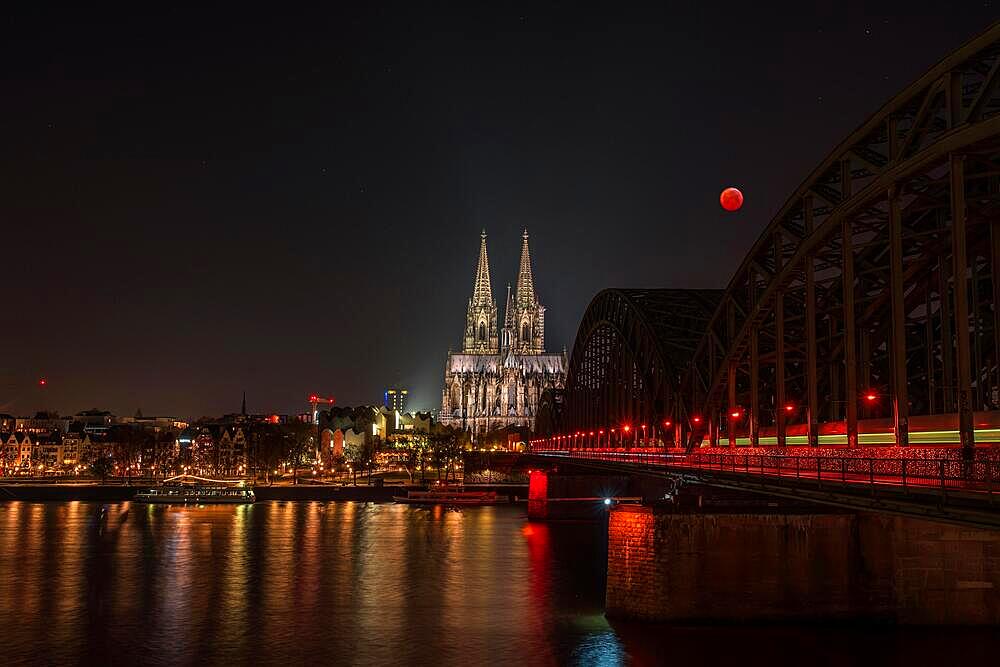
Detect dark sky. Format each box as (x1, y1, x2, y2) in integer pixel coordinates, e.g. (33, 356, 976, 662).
(2, 3, 997, 418)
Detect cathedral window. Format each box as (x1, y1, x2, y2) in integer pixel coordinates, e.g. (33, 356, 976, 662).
(521, 323, 530, 342)
(478, 322, 486, 341)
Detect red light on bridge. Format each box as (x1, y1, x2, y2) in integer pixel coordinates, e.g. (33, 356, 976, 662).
(599, 430, 604, 435)
(784, 403, 796, 413)
(622, 425, 631, 433)
(692, 415, 703, 424)
(589, 431, 594, 436)
(730, 409, 742, 419)
(663, 420, 672, 428)
(863, 391, 879, 403)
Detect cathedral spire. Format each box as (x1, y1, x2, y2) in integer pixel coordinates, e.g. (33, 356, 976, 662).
(504, 283, 514, 328)
(471, 229, 494, 307)
(463, 230, 499, 353)
(515, 229, 536, 306)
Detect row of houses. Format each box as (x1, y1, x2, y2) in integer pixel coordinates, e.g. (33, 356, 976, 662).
(0, 424, 250, 476)
(0, 430, 102, 471)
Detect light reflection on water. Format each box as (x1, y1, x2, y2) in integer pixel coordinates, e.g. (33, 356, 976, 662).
(0, 501, 998, 666)
(0, 502, 611, 666)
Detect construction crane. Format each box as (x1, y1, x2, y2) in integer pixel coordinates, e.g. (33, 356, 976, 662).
(308, 394, 336, 424)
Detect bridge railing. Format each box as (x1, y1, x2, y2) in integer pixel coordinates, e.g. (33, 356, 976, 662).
(531, 448, 998, 502)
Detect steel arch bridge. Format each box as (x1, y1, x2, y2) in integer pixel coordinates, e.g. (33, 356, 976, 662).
(554, 289, 720, 444)
(546, 23, 1000, 455)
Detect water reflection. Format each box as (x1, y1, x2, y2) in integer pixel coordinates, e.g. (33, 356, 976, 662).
(0, 501, 998, 666)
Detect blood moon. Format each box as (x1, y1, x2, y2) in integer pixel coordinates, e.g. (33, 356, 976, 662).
(720, 187, 744, 211)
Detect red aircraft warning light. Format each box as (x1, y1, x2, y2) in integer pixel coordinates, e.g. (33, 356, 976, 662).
(38, 378, 47, 386)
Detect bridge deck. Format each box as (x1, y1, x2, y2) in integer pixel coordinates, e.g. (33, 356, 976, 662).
(529, 449, 1000, 529)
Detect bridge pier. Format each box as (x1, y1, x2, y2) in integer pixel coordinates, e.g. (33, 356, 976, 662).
(607, 505, 1000, 625)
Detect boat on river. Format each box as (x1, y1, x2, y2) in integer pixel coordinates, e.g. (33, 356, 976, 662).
(393, 487, 499, 506)
(135, 474, 255, 504)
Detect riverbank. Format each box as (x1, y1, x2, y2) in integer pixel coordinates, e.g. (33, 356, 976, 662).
(0, 483, 529, 502)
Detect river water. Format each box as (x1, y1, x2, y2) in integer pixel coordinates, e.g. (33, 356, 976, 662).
(0, 501, 998, 666)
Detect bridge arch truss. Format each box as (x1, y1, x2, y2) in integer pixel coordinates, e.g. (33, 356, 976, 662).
(683, 24, 1000, 452)
(559, 289, 719, 441)
(550, 24, 1000, 454)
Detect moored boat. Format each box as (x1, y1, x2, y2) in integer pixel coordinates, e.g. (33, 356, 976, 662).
(135, 474, 255, 504)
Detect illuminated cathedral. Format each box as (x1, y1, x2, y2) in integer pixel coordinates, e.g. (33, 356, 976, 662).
(440, 230, 566, 437)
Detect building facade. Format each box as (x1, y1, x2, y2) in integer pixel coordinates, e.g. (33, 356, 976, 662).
(441, 230, 566, 437)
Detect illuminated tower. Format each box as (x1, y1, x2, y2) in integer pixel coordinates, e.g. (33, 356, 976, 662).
(463, 230, 499, 353)
(384, 388, 408, 412)
(511, 229, 545, 354)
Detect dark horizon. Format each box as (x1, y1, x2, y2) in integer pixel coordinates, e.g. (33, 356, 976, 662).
(3, 4, 997, 419)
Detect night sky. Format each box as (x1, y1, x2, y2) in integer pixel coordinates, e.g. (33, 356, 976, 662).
(2, 3, 997, 419)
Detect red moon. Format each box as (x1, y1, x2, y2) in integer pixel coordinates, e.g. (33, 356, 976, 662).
(720, 187, 744, 211)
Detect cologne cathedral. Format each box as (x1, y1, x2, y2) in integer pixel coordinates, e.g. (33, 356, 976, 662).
(440, 230, 567, 437)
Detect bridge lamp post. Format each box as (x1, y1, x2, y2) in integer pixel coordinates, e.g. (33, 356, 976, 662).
(729, 409, 743, 447)
(691, 415, 703, 448)
(622, 425, 631, 450)
(640, 424, 647, 447)
(598, 429, 605, 448)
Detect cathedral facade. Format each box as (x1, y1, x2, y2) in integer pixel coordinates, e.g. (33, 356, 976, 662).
(441, 230, 567, 437)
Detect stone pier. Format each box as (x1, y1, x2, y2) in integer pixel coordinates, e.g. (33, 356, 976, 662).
(606, 505, 1000, 625)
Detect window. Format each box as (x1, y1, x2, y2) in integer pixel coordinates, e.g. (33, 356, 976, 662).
(479, 322, 486, 341)
(521, 323, 530, 342)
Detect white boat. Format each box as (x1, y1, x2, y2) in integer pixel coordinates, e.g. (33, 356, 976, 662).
(135, 485, 255, 504)
(135, 474, 255, 504)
